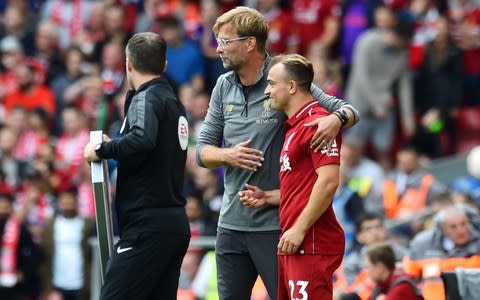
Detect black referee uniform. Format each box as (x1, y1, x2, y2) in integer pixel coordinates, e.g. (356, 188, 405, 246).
(95, 77, 190, 300)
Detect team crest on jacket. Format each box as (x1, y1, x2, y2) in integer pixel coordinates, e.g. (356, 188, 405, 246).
(178, 116, 189, 150)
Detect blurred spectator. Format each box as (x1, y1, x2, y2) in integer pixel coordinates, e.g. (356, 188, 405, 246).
(0, 193, 39, 300)
(365, 242, 423, 300)
(403, 205, 480, 300)
(292, 0, 342, 56)
(33, 20, 63, 84)
(35, 141, 71, 196)
(55, 105, 89, 183)
(381, 144, 446, 237)
(257, 0, 300, 55)
(340, 138, 385, 214)
(134, 0, 161, 33)
(408, 0, 441, 69)
(50, 45, 87, 135)
(422, 192, 455, 229)
(1, 0, 38, 36)
(14, 164, 55, 243)
(332, 165, 365, 255)
(27, 108, 50, 141)
(197, 0, 226, 93)
(73, 1, 106, 58)
(308, 43, 343, 98)
(344, 19, 416, 170)
(0, 35, 26, 101)
(64, 75, 112, 131)
(0, 126, 25, 191)
(339, 0, 374, 83)
(373, 4, 397, 30)
(0, 4, 36, 56)
(91, 3, 130, 63)
(100, 41, 125, 97)
(412, 16, 463, 157)
(157, 15, 205, 93)
(39, 187, 95, 300)
(158, 0, 202, 39)
(5, 106, 48, 161)
(107, 80, 128, 138)
(3, 61, 56, 118)
(449, 0, 480, 106)
(40, 0, 93, 49)
(334, 212, 407, 300)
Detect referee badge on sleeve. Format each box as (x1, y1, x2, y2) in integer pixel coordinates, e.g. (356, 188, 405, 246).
(178, 116, 189, 150)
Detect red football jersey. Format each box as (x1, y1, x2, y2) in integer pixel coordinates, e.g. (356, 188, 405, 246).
(279, 100, 344, 256)
(292, 0, 341, 54)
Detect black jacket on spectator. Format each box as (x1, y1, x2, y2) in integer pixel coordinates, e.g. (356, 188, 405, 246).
(0, 219, 40, 299)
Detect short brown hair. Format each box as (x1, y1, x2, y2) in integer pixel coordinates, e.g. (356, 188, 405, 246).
(366, 242, 396, 271)
(125, 32, 166, 75)
(269, 54, 314, 91)
(213, 7, 268, 53)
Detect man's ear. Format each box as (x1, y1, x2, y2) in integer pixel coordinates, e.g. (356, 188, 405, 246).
(247, 37, 256, 52)
(289, 80, 297, 95)
(126, 59, 133, 73)
(164, 60, 168, 73)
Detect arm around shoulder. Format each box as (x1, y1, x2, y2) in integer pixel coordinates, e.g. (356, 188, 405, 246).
(310, 83, 359, 128)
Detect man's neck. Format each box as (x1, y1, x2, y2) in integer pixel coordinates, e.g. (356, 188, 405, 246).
(237, 52, 266, 86)
(285, 93, 314, 118)
(132, 74, 161, 90)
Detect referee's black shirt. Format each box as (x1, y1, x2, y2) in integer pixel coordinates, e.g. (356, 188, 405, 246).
(96, 77, 189, 238)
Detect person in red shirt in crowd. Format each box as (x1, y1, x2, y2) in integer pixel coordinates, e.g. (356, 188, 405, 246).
(5, 106, 48, 161)
(239, 54, 344, 300)
(3, 61, 56, 118)
(366, 242, 423, 300)
(257, 0, 300, 55)
(55, 105, 89, 183)
(291, 0, 341, 55)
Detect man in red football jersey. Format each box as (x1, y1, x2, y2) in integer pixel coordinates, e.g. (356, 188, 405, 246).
(239, 54, 344, 300)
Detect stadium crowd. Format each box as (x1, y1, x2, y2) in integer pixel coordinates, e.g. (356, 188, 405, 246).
(0, 0, 479, 299)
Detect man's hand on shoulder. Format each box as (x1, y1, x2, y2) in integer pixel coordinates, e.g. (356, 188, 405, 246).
(304, 114, 342, 152)
(223, 139, 264, 171)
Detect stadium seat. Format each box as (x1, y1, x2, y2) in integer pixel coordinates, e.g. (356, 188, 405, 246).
(455, 107, 480, 154)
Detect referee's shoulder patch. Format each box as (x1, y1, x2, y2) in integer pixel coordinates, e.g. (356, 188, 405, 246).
(178, 116, 189, 150)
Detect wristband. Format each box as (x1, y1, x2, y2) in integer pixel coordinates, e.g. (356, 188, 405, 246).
(333, 110, 349, 127)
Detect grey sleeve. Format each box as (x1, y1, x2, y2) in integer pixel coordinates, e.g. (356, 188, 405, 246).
(310, 84, 360, 124)
(196, 82, 225, 167)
